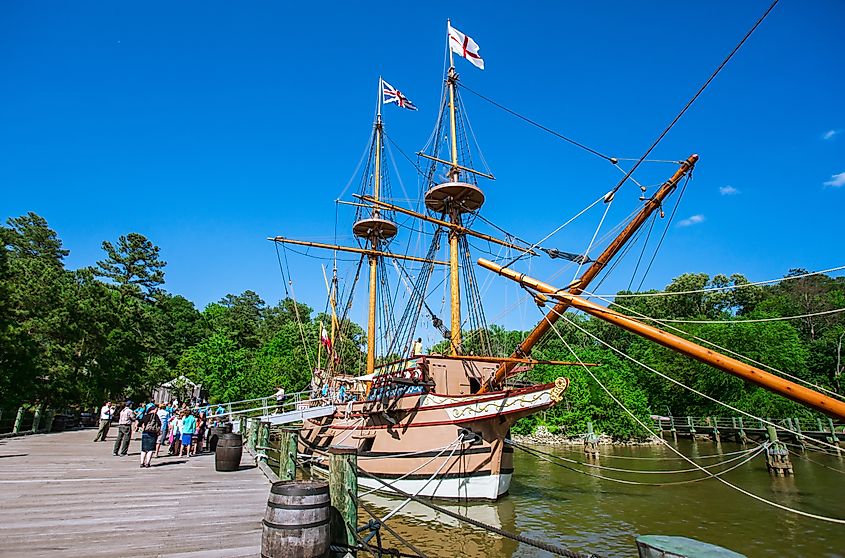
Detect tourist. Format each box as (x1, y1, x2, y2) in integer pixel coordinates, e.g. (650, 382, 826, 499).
(195, 412, 207, 454)
(213, 404, 226, 426)
(412, 337, 423, 355)
(113, 400, 136, 457)
(336, 384, 347, 404)
(180, 411, 197, 458)
(155, 403, 171, 457)
(169, 411, 183, 456)
(138, 404, 162, 468)
(93, 401, 113, 442)
(274, 386, 286, 413)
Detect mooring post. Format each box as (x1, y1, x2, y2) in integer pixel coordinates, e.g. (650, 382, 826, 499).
(765, 425, 793, 476)
(31, 406, 43, 433)
(669, 415, 677, 442)
(249, 418, 259, 451)
(258, 421, 270, 463)
(278, 426, 298, 481)
(328, 445, 358, 557)
(584, 421, 600, 459)
(44, 410, 55, 433)
(687, 416, 696, 435)
(708, 416, 720, 443)
(737, 417, 747, 445)
(12, 407, 25, 434)
(827, 418, 841, 455)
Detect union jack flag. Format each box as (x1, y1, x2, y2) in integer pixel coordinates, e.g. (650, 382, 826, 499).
(382, 80, 417, 111)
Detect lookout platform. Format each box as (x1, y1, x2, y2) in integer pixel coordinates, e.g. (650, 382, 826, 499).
(0, 428, 269, 557)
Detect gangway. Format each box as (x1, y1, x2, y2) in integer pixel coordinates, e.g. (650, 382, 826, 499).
(196, 390, 337, 428)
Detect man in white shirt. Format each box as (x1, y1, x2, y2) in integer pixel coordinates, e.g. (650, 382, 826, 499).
(274, 386, 286, 414)
(93, 402, 113, 442)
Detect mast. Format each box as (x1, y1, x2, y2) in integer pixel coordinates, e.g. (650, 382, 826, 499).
(478, 258, 845, 421)
(352, 77, 398, 375)
(480, 155, 698, 392)
(422, 20, 487, 356)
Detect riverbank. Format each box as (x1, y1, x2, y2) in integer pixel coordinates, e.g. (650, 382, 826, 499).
(512, 425, 662, 446)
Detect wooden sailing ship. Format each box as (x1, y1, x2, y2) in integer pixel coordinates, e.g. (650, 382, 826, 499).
(271, 21, 845, 501)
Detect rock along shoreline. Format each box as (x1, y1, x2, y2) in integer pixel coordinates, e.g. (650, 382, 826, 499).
(511, 425, 662, 446)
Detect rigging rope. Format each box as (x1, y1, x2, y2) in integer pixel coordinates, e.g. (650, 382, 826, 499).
(582, 289, 845, 402)
(607, 0, 781, 197)
(542, 308, 845, 524)
(590, 264, 845, 298)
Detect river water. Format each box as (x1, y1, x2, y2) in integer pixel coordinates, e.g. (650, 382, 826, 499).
(353, 440, 845, 557)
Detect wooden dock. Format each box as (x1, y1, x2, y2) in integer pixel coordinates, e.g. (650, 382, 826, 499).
(0, 428, 270, 557)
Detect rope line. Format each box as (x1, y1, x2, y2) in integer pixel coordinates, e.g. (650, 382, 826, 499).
(542, 308, 845, 524)
(356, 467, 602, 558)
(590, 264, 845, 299)
(607, 0, 781, 197)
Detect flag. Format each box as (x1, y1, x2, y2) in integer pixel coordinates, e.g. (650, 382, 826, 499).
(382, 80, 418, 111)
(448, 23, 484, 70)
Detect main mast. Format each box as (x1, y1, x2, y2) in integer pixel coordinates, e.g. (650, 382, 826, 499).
(422, 21, 486, 355)
(353, 78, 398, 374)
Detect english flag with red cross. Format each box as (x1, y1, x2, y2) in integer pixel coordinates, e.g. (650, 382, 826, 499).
(448, 22, 484, 70)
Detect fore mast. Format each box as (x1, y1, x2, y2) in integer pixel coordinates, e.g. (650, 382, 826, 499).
(352, 78, 398, 374)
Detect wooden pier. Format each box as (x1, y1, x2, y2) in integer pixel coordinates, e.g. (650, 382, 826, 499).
(653, 416, 844, 448)
(0, 428, 269, 557)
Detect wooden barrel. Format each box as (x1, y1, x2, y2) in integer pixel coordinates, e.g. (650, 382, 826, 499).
(209, 424, 232, 452)
(261, 481, 330, 558)
(214, 433, 243, 472)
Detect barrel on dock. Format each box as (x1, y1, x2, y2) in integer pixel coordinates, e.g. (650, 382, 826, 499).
(214, 432, 243, 472)
(261, 480, 330, 558)
(209, 423, 233, 452)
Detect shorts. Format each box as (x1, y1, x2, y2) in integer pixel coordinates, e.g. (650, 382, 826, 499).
(181, 433, 193, 446)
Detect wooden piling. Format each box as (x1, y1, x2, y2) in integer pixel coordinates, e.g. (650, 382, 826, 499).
(584, 421, 600, 459)
(827, 418, 841, 455)
(12, 407, 24, 434)
(278, 427, 297, 482)
(708, 416, 720, 443)
(258, 421, 270, 463)
(44, 410, 55, 433)
(328, 445, 358, 556)
(249, 418, 259, 451)
(737, 417, 747, 445)
(31, 406, 42, 433)
(765, 425, 793, 476)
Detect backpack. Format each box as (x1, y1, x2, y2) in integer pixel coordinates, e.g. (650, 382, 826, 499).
(143, 414, 161, 434)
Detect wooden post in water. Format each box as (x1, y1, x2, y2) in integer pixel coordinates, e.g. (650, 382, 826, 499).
(737, 417, 747, 445)
(669, 415, 677, 443)
(12, 407, 24, 434)
(765, 425, 793, 476)
(584, 421, 600, 460)
(708, 417, 720, 443)
(687, 416, 696, 435)
(249, 418, 259, 451)
(793, 417, 804, 452)
(328, 445, 358, 556)
(31, 406, 42, 433)
(278, 427, 297, 481)
(827, 418, 841, 455)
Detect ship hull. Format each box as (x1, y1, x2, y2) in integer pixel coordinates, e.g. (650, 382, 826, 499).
(299, 378, 567, 500)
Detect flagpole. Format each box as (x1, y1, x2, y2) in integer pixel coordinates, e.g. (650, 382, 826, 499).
(377, 76, 383, 119)
(447, 19, 455, 71)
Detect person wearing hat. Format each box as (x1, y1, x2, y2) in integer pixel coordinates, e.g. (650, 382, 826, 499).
(113, 400, 137, 456)
(138, 404, 162, 467)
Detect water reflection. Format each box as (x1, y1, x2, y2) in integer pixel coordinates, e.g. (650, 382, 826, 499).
(353, 440, 845, 557)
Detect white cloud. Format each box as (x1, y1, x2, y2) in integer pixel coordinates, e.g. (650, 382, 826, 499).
(719, 185, 739, 196)
(823, 172, 845, 188)
(677, 214, 705, 227)
(823, 129, 839, 141)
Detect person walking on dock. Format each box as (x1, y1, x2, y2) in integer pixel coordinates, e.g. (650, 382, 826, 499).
(93, 401, 113, 442)
(180, 411, 197, 458)
(274, 386, 286, 414)
(154, 403, 171, 458)
(113, 401, 136, 456)
(139, 404, 161, 468)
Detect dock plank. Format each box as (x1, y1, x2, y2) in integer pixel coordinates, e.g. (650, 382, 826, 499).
(0, 428, 270, 557)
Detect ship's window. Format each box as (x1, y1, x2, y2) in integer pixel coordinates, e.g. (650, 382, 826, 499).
(469, 377, 481, 394)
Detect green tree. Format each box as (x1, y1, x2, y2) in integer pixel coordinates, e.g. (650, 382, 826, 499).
(95, 232, 166, 300)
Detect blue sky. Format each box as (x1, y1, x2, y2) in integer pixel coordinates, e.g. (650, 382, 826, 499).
(2, 1, 843, 341)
